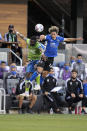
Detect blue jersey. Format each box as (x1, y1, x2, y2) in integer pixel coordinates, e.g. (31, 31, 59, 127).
(44, 35, 64, 57)
(40, 43, 45, 50)
(29, 71, 39, 81)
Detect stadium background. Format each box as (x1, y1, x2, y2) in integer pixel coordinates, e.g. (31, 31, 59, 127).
(0, 0, 87, 64)
(0, 0, 86, 40)
(0, 1, 87, 131)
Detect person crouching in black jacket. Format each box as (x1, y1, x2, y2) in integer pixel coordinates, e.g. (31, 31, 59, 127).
(65, 69, 83, 114)
(42, 66, 63, 114)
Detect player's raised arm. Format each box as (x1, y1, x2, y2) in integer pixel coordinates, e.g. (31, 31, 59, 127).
(64, 37, 83, 42)
(15, 30, 27, 41)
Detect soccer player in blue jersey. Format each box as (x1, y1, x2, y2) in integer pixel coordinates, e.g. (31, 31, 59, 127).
(40, 26, 83, 67)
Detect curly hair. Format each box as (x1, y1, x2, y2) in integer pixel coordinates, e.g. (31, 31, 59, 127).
(48, 26, 59, 34)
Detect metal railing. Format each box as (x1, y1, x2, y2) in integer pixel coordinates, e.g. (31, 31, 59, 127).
(10, 49, 22, 66)
(0, 48, 23, 66)
(0, 88, 6, 114)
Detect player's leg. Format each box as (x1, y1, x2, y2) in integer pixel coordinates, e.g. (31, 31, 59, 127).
(82, 97, 87, 114)
(26, 61, 34, 79)
(45, 93, 62, 114)
(65, 96, 74, 114)
(26, 60, 39, 80)
(29, 93, 37, 109)
(27, 93, 37, 113)
(17, 95, 24, 114)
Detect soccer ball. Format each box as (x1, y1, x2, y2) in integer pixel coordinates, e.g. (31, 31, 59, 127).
(35, 24, 44, 32)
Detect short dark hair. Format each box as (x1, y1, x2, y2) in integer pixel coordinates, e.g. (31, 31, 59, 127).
(30, 36, 37, 41)
(72, 69, 78, 74)
(44, 65, 53, 72)
(8, 24, 14, 28)
(37, 61, 45, 68)
(77, 54, 82, 57)
(0, 61, 6, 64)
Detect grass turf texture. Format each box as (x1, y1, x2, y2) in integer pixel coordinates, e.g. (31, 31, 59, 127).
(0, 114, 87, 131)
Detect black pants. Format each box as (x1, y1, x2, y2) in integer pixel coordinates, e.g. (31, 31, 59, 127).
(44, 92, 59, 111)
(44, 57, 54, 69)
(65, 95, 82, 107)
(82, 97, 87, 107)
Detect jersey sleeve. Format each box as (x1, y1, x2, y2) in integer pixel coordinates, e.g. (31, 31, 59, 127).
(58, 36, 64, 43)
(45, 35, 51, 41)
(29, 71, 39, 82)
(78, 80, 83, 94)
(38, 43, 45, 50)
(37, 43, 42, 49)
(42, 78, 48, 93)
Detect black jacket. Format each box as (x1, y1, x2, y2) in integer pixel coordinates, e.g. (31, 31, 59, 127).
(42, 75, 57, 93)
(66, 78, 83, 96)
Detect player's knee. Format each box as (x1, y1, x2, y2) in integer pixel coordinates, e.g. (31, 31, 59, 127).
(19, 95, 24, 100)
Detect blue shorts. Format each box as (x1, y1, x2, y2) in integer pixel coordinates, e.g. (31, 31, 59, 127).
(26, 60, 39, 73)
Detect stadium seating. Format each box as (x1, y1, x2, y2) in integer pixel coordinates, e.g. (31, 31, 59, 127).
(0, 65, 87, 114)
(0, 79, 3, 88)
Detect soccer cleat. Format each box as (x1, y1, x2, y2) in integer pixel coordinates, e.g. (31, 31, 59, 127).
(56, 110, 63, 114)
(27, 108, 34, 114)
(55, 109, 63, 114)
(68, 109, 72, 114)
(18, 109, 22, 114)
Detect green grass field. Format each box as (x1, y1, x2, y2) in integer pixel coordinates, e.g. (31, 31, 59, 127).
(0, 114, 87, 131)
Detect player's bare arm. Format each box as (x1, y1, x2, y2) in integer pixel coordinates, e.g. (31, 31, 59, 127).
(64, 37, 83, 42)
(15, 30, 27, 41)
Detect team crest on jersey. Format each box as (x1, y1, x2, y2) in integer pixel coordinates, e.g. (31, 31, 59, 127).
(76, 82, 78, 85)
(70, 82, 72, 85)
(50, 42, 56, 48)
(47, 79, 49, 82)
